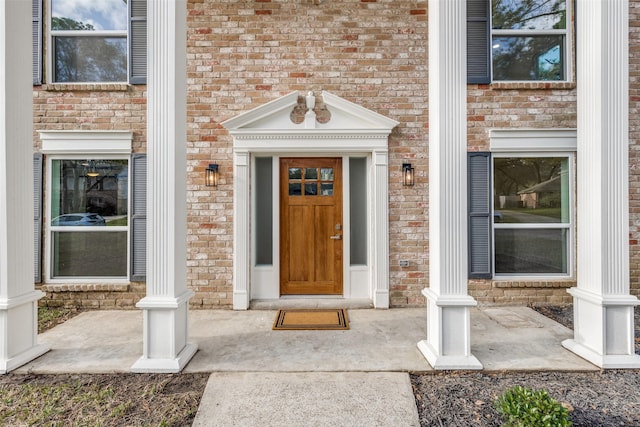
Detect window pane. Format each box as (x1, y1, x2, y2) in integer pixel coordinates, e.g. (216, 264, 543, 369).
(52, 0, 128, 31)
(255, 158, 273, 265)
(304, 183, 318, 196)
(493, 36, 564, 81)
(495, 228, 567, 274)
(492, 0, 566, 30)
(51, 159, 128, 226)
(304, 168, 318, 180)
(288, 168, 302, 180)
(53, 231, 127, 277)
(54, 36, 127, 83)
(493, 157, 569, 224)
(289, 183, 301, 196)
(350, 158, 367, 265)
(320, 168, 334, 181)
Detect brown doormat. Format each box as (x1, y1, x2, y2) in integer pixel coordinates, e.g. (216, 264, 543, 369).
(272, 308, 349, 330)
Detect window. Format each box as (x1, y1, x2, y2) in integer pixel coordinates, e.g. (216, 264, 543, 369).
(45, 0, 146, 84)
(39, 131, 146, 282)
(467, 0, 571, 83)
(49, 158, 129, 278)
(468, 130, 576, 279)
(493, 156, 572, 275)
(492, 0, 569, 81)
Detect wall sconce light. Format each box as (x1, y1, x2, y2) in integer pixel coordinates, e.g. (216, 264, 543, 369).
(402, 163, 415, 187)
(205, 163, 219, 187)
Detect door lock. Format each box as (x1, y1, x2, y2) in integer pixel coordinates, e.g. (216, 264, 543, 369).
(330, 235, 342, 240)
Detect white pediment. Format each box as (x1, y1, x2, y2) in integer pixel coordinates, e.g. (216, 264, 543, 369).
(221, 91, 399, 135)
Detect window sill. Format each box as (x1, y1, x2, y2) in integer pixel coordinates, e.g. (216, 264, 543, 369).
(41, 283, 130, 292)
(37, 83, 137, 92)
(487, 81, 576, 91)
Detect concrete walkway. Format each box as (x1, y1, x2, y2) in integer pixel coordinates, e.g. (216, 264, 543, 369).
(14, 307, 597, 426)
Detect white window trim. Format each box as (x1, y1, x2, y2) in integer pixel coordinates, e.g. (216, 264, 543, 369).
(39, 131, 133, 283)
(490, 128, 576, 280)
(490, 0, 573, 83)
(47, 0, 129, 84)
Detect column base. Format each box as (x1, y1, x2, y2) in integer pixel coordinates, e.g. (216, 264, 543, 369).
(1, 344, 50, 375)
(373, 289, 389, 309)
(564, 287, 640, 369)
(417, 339, 482, 370)
(131, 291, 197, 373)
(1, 291, 50, 374)
(562, 339, 640, 369)
(233, 289, 249, 310)
(131, 342, 198, 373)
(418, 288, 483, 370)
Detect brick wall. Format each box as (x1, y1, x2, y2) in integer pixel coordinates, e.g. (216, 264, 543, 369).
(186, 0, 429, 307)
(34, 0, 640, 309)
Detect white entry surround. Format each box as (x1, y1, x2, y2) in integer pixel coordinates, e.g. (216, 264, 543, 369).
(222, 91, 398, 310)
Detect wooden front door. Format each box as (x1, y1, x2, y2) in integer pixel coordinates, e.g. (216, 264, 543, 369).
(280, 158, 343, 295)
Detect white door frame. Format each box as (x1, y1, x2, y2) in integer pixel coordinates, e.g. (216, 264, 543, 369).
(222, 92, 398, 309)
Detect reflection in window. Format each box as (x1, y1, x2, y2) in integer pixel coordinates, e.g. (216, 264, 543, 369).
(493, 156, 571, 275)
(51, 0, 128, 82)
(50, 158, 129, 278)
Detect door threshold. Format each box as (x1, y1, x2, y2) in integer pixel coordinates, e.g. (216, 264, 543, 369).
(250, 298, 373, 310)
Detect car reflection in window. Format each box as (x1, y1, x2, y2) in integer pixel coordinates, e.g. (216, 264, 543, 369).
(51, 213, 106, 226)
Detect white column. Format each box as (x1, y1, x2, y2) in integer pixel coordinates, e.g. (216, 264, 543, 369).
(0, 0, 49, 374)
(418, 0, 482, 370)
(233, 150, 250, 309)
(131, 0, 197, 373)
(562, 0, 640, 368)
(372, 150, 389, 308)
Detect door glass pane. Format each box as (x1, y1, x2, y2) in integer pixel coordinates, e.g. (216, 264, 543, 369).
(320, 168, 334, 181)
(495, 228, 567, 274)
(305, 183, 318, 196)
(52, 231, 127, 277)
(304, 168, 318, 180)
(255, 157, 273, 265)
(320, 183, 333, 196)
(289, 183, 301, 196)
(289, 168, 302, 180)
(493, 157, 569, 224)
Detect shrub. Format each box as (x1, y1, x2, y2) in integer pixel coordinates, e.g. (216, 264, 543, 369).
(495, 385, 572, 427)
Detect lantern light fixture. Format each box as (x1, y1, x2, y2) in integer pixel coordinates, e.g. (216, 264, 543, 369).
(402, 163, 415, 187)
(205, 163, 219, 187)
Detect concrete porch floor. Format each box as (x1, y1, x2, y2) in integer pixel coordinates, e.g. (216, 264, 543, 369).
(15, 306, 597, 374)
(11, 306, 599, 426)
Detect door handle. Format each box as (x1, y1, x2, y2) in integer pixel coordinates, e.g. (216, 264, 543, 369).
(330, 235, 342, 240)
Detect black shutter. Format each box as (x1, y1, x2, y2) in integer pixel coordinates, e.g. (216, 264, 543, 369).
(32, 0, 42, 85)
(468, 152, 492, 278)
(34, 154, 43, 283)
(467, 0, 491, 84)
(129, 0, 147, 84)
(130, 154, 146, 281)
